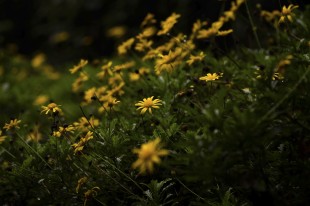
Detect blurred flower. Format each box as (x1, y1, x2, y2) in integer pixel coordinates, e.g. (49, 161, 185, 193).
(50, 31, 70, 44)
(217, 29, 233, 36)
(157, 13, 181, 36)
(0, 131, 7, 144)
(199, 73, 223, 82)
(135, 96, 162, 115)
(118, 38, 135, 55)
(106, 26, 127, 38)
(278, 4, 299, 24)
(97, 61, 113, 80)
(155, 47, 183, 74)
(26, 125, 42, 142)
(52, 124, 75, 138)
(72, 72, 89, 93)
(31, 53, 46, 68)
(186, 52, 205, 66)
(132, 137, 169, 174)
(41, 103, 62, 115)
(84, 187, 100, 206)
(33, 95, 49, 105)
(69, 59, 88, 74)
(141, 13, 157, 28)
(113, 61, 136, 72)
(3, 119, 21, 131)
(76, 177, 88, 193)
(74, 116, 100, 132)
(72, 131, 94, 154)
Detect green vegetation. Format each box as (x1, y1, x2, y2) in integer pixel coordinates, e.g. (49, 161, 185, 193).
(1, 1, 310, 205)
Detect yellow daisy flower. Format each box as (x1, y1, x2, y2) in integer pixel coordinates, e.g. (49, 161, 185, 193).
(132, 137, 169, 174)
(278, 4, 299, 24)
(41, 102, 62, 115)
(199, 73, 223, 82)
(135, 96, 162, 115)
(69, 59, 88, 74)
(3, 119, 21, 131)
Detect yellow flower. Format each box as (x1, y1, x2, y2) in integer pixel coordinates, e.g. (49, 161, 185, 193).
(52, 124, 75, 138)
(157, 13, 181, 36)
(3, 119, 21, 131)
(84, 187, 100, 206)
(217, 29, 233, 36)
(186, 52, 205, 66)
(31, 53, 46, 68)
(72, 72, 89, 92)
(0, 131, 7, 144)
(72, 131, 94, 154)
(135, 38, 153, 52)
(41, 103, 62, 115)
(106, 26, 127, 38)
(118, 38, 135, 55)
(141, 13, 157, 28)
(26, 125, 42, 142)
(33, 95, 49, 105)
(155, 48, 183, 74)
(135, 96, 162, 115)
(74, 116, 100, 132)
(50, 31, 70, 43)
(76, 177, 88, 193)
(113, 61, 136, 72)
(97, 61, 113, 79)
(69, 59, 88, 74)
(278, 4, 299, 24)
(199, 73, 223, 82)
(132, 137, 169, 174)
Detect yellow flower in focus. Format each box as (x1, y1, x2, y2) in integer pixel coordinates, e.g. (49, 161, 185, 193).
(132, 137, 169, 174)
(199, 73, 223, 82)
(118, 38, 135, 55)
(3, 119, 21, 131)
(186, 52, 205, 66)
(0, 131, 7, 144)
(135, 96, 162, 115)
(278, 4, 299, 24)
(157, 13, 181, 36)
(41, 102, 62, 115)
(69, 59, 88, 74)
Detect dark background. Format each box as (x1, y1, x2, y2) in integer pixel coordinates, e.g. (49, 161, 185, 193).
(0, 0, 308, 65)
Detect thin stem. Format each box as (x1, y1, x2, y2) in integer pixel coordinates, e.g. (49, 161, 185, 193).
(245, 0, 262, 49)
(16, 132, 52, 169)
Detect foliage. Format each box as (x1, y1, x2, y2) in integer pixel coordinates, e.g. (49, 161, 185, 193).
(1, 1, 310, 205)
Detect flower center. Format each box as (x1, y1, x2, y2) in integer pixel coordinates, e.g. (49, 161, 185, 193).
(144, 99, 154, 107)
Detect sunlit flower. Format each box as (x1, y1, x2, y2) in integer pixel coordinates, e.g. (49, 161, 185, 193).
(118, 38, 135, 55)
(41, 102, 62, 115)
(199, 73, 223, 82)
(132, 137, 169, 174)
(0, 131, 7, 144)
(135, 96, 162, 115)
(278, 4, 299, 24)
(76, 176, 88, 193)
(157, 13, 181, 36)
(186, 52, 205, 66)
(69, 59, 88, 74)
(3, 119, 21, 131)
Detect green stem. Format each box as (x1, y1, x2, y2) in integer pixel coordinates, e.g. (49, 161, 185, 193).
(245, 0, 262, 49)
